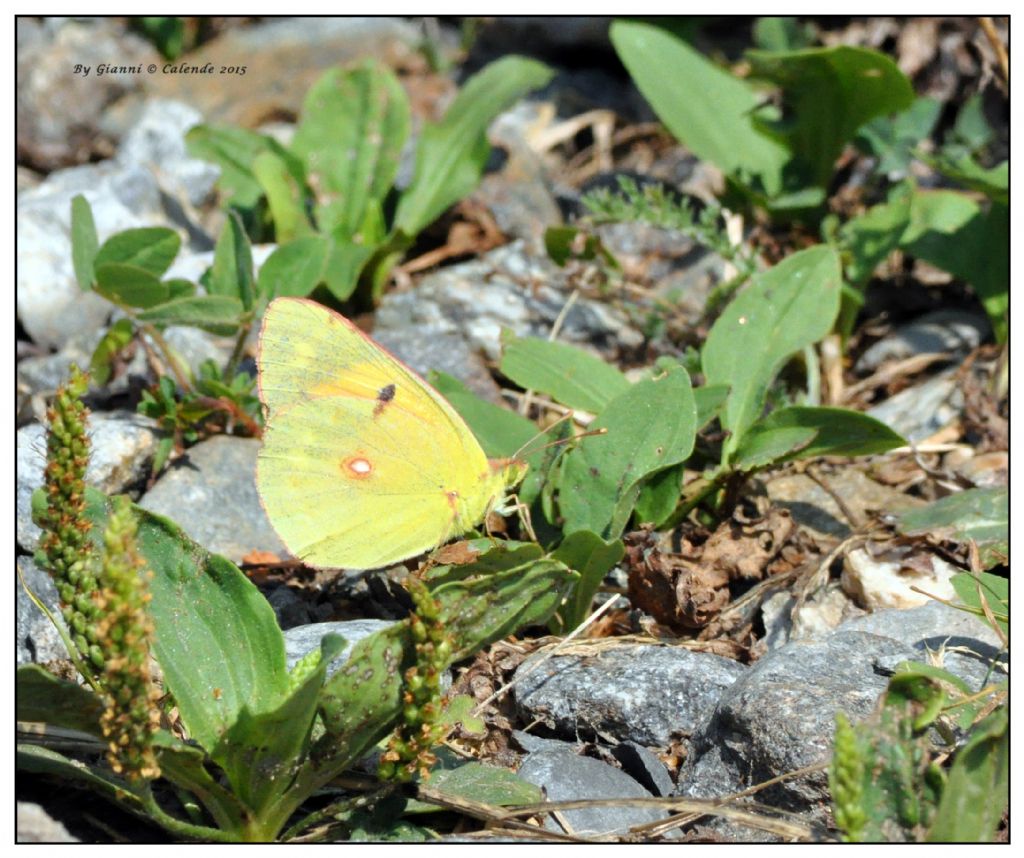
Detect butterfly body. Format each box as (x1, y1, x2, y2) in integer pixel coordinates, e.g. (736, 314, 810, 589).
(256, 297, 525, 570)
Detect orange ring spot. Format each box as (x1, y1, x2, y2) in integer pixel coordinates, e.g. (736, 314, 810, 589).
(342, 456, 374, 479)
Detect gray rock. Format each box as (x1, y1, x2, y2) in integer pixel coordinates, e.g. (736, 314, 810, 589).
(511, 730, 584, 755)
(840, 600, 1006, 690)
(283, 619, 398, 675)
(373, 241, 643, 397)
(677, 630, 918, 813)
(17, 412, 163, 552)
(16, 558, 68, 666)
(514, 644, 746, 746)
(115, 99, 220, 208)
(609, 741, 675, 797)
(517, 747, 666, 836)
(18, 161, 165, 350)
(855, 310, 990, 373)
(16, 801, 78, 843)
(765, 469, 923, 542)
(16, 19, 158, 170)
(137, 436, 289, 564)
(867, 369, 962, 443)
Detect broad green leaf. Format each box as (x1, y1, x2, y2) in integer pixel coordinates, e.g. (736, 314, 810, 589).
(948, 93, 995, 152)
(94, 262, 170, 308)
(902, 190, 1007, 342)
(702, 245, 842, 460)
(855, 95, 942, 177)
(950, 572, 1008, 638)
(17, 744, 145, 810)
(633, 463, 685, 527)
(80, 491, 290, 754)
(186, 124, 302, 211)
(291, 63, 410, 237)
(839, 183, 914, 287)
(136, 295, 243, 335)
(897, 487, 1007, 569)
(208, 211, 254, 308)
(252, 149, 313, 242)
(70, 194, 99, 290)
(420, 762, 543, 808)
(257, 236, 329, 300)
(394, 56, 553, 236)
(748, 45, 915, 193)
(560, 363, 696, 539)
(930, 153, 1008, 205)
(732, 426, 817, 471)
(752, 17, 814, 52)
(735, 405, 905, 469)
(927, 707, 1008, 842)
(500, 333, 630, 414)
(549, 530, 624, 633)
(164, 278, 197, 299)
(16, 664, 105, 735)
(213, 634, 343, 815)
(94, 227, 181, 278)
(693, 384, 730, 430)
(323, 228, 379, 302)
(611, 19, 788, 199)
(89, 318, 135, 386)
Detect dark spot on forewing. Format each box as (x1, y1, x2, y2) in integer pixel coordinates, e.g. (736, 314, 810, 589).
(373, 383, 397, 418)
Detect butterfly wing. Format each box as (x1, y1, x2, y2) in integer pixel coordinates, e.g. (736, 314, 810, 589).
(256, 297, 508, 569)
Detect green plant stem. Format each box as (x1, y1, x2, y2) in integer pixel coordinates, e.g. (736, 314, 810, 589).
(140, 784, 241, 843)
(224, 317, 253, 381)
(157, 753, 251, 836)
(138, 321, 192, 392)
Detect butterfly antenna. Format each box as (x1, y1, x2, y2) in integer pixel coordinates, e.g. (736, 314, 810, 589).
(512, 415, 608, 461)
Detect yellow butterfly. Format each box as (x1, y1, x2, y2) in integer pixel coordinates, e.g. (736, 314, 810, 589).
(256, 297, 527, 570)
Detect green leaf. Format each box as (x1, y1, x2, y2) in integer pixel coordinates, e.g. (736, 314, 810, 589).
(89, 318, 135, 386)
(855, 96, 942, 177)
(735, 405, 906, 469)
(16, 665, 105, 735)
(610, 19, 788, 199)
(136, 295, 243, 335)
(839, 184, 914, 287)
(693, 384, 730, 430)
(291, 63, 410, 238)
(252, 150, 313, 243)
(902, 190, 1007, 342)
(549, 531, 624, 633)
(208, 211, 255, 308)
(394, 56, 553, 236)
(747, 45, 915, 194)
(423, 761, 543, 808)
(70, 194, 99, 290)
(213, 634, 344, 815)
(17, 744, 145, 810)
(94, 262, 170, 308)
(950, 572, 1008, 639)
(80, 491, 290, 754)
(500, 333, 630, 414)
(702, 245, 842, 460)
(257, 236, 329, 300)
(633, 463, 685, 527)
(186, 124, 300, 211)
(732, 425, 817, 471)
(323, 231, 378, 302)
(94, 227, 181, 279)
(164, 278, 197, 299)
(930, 153, 1008, 205)
(927, 707, 1008, 842)
(559, 363, 696, 539)
(897, 487, 1007, 569)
